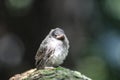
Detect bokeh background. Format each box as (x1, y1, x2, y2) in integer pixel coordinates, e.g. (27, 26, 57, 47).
(0, 0, 120, 80)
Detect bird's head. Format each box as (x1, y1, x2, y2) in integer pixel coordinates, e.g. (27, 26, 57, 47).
(51, 28, 65, 41)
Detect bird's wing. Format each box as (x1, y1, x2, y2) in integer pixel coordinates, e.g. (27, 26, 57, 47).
(35, 43, 54, 69)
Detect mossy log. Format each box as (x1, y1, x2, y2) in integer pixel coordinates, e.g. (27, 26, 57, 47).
(9, 67, 92, 80)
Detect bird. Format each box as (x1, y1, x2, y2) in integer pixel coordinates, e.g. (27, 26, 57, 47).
(35, 28, 69, 69)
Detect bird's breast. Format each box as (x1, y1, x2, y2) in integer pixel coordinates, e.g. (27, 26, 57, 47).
(48, 38, 68, 66)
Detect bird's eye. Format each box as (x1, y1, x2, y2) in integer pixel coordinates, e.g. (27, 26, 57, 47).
(54, 33, 58, 37)
(52, 31, 57, 37)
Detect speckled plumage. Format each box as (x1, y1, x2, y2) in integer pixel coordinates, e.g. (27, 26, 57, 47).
(35, 28, 69, 69)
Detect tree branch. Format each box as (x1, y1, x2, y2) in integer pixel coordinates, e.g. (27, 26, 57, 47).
(9, 67, 92, 80)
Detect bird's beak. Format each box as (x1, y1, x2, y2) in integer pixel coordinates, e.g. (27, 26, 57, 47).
(56, 34, 64, 40)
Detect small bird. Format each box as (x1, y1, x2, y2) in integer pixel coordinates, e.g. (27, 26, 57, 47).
(35, 28, 69, 69)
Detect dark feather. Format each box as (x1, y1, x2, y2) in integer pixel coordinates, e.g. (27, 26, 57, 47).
(35, 44, 47, 69)
(35, 43, 54, 69)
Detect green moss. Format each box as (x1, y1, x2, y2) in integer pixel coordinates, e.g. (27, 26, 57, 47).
(23, 67, 92, 80)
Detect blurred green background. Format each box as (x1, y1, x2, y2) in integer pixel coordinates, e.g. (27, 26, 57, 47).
(0, 0, 120, 80)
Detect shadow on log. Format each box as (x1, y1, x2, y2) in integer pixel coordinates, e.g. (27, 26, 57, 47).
(9, 67, 92, 80)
